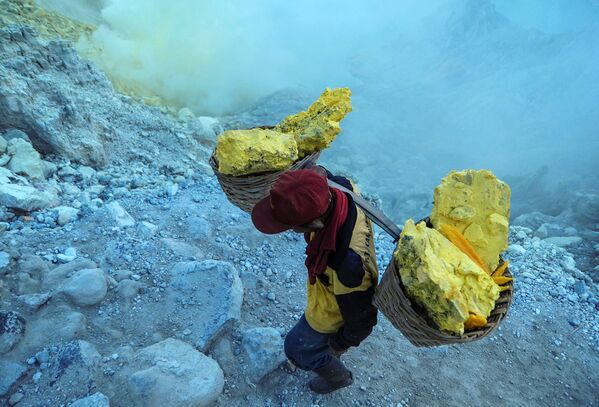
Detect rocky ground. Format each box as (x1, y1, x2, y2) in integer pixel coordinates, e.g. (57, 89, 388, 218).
(0, 22, 598, 407)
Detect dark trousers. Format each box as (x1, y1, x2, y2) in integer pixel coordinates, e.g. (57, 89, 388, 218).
(284, 314, 333, 371)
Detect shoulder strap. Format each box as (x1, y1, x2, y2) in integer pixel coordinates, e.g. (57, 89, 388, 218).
(327, 179, 402, 242)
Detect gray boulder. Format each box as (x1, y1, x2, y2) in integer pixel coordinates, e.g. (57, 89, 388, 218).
(19, 255, 49, 277)
(19, 340, 101, 406)
(242, 327, 286, 383)
(17, 292, 52, 310)
(0, 134, 6, 152)
(69, 392, 110, 407)
(61, 268, 108, 306)
(106, 201, 135, 227)
(42, 258, 97, 290)
(0, 311, 26, 354)
(128, 338, 224, 407)
(2, 129, 30, 143)
(19, 306, 86, 355)
(166, 261, 243, 351)
(0, 183, 57, 211)
(116, 279, 144, 299)
(55, 206, 80, 226)
(0, 251, 10, 274)
(544, 236, 583, 248)
(186, 216, 213, 241)
(0, 360, 27, 396)
(6, 138, 46, 180)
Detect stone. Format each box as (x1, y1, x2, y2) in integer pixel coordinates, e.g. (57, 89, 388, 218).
(0, 154, 10, 166)
(507, 244, 526, 256)
(43, 258, 97, 289)
(161, 238, 203, 259)
(275, 87, 352, 156)
(116, 279, 144, 299)
(430, 169, 510, 272)
(18, 340, 101, 406)
(534, 223, 564, 239)
(187, 216, 212, 241)
(113, 269, 133, 282)
(165, 261, 243, 351)
(6, 138, 46, 180)
(0, 251, 10, 273)
(78, 166, 97, 183)
(20, 306, 86, 354)
(215, 129, 298, 176)
(0, 183, 56, 211)
(0, 360, 27, 396)
(9, 392, 24, 406)
(242, 327, 287, 383)
(395, 219, 500, 335)
(55, 206, 80, 225)
(106, 201, 135, 227)
(573, 281, 588, 296)
(2, 129, 31, 143)
(210, 337, 236, 376)
(61, 268, 108, 306)
(137, 221, 157, 236)
(57, 247, 77, 263)
(69, 392, 110, 407)
(0, 311, 26, 354)
(128, 338, 224, 407)
(544, 236, 582, 248)
(0, 135, 6, 153)
(19, 255, 49, 277)
(17, 292, 52, 310)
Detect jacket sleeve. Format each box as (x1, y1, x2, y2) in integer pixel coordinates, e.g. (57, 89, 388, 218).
(330, 250, 378, 349)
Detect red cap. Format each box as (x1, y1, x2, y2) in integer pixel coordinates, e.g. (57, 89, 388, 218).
(252, 169, 330, 234)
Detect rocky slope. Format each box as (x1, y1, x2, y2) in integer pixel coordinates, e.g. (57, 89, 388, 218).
(0, 23, 598, 407)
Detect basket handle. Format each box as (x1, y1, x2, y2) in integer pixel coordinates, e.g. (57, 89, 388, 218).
(327, 179, 402, 241)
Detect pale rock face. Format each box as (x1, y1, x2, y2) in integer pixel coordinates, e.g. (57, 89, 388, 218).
(0, 311, 26, 354)
(55, 206, 80, 226)
(6, 138, 46, 180)
(68, 392, 110, 407)
(128, 338, 224, 407)
(242, 327, 286, 383)
(60, 268, 108, 306)
(106, 201, 135, 227)
(0, 183, 57, 211)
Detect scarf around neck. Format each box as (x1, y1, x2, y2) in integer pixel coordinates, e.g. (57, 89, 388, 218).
(305, 188, 349, 284)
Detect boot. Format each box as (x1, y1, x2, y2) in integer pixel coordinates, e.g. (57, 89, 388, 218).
(308, 357, 354, 394)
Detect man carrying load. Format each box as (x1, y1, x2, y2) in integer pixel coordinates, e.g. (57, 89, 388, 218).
(251, 168, 378, 394)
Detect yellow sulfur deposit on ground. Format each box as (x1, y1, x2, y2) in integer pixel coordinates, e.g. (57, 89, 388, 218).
(430, 169, 511, 272)
(395, 219, 500, 335)
(215, 129, 298, 176)
(275, 87, 352, 156)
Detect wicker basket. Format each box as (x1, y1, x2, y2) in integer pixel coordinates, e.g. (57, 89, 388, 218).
(373, 257, 514, 348)
(209, 151, 321, 213)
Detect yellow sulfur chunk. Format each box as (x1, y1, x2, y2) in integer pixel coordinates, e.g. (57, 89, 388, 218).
(431, 169, 511, 272)
(464, 312, 487, 330)
(492, 261, 509, 277)
(492, 276, 513, 285)
(395, 220, 500, 335)
(215, 129, 299, 176)
(438, 223, 491, 274)
(275, 88, 352, 156)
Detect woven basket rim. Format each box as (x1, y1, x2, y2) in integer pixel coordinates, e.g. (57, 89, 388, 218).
(209, 150, 320, 179)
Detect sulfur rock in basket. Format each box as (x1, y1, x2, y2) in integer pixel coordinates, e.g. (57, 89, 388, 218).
(275, 87, 352, 156)
(215, 129, 299, 176)
(430, 169, 510, 272)
(395, 219, 500, 336)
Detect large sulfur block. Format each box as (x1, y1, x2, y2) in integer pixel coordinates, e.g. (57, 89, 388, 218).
(275, 87, 352, 156)
(395, 220, 500, 335)
(215, 129, 299, 176)
(430, 169, 511, 272)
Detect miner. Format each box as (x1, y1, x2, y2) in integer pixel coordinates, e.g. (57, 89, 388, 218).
(251, 168, 378, 394)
